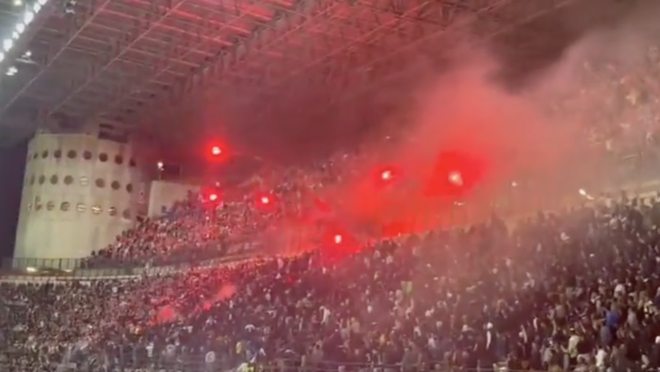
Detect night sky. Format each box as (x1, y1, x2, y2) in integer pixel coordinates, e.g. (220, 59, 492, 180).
(0, 141, 27, 261)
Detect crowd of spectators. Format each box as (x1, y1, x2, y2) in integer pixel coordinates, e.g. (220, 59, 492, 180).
(82, 41, 660, 270)
(566, 45, 660, 161)
(87, 182, 302, 267)
(85, 145, 365, 269)
(5, 191, 660, 372)
(5, 22, 660, 372)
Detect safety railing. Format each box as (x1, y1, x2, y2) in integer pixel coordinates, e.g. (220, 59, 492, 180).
(0, 250, 259, 280)
(51, 362, 549, 372)
(4, 147, 660, 279)
(51, 347, 575, 372)
(0, 253, 214, 273)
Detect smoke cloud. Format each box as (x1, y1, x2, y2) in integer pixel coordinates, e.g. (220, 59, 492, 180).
(305, 0, 660, 239)
(226, 0, 660, 255)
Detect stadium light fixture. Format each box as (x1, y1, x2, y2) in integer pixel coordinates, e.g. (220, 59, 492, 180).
(3, 39, 13, 52)
(1, 0, 50, 76)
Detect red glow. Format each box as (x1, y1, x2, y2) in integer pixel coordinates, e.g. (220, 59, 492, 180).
(201, 187, 222, 204)
(206, 142, 228, 163)
(425, 151, 485, 197)
(448, 171, 463, 186)
(321, 228, 361, 262)
(375, 166, 400, 188)
(381, 221, 409, 238)
(254, 193, 276, 211)
(313, 198, 332, 213)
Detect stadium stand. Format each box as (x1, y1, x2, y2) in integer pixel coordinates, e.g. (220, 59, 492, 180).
(4, 192, 660, 372)
(4, 34, 660, 372)
(70, 43, 660, 270)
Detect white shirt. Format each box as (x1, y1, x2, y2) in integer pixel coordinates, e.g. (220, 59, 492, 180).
(568, 335, 580, 354)
(595, 348, 607, 367)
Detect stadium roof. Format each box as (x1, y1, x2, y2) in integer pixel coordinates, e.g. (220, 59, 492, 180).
(0, 0, 640, 147)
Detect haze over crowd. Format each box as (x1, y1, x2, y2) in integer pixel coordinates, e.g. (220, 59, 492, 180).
(6, 2, 660, 372)
(131, 0, 660, 258)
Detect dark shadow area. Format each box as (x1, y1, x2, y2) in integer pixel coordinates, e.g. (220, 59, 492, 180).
(0, 140, 26, 259)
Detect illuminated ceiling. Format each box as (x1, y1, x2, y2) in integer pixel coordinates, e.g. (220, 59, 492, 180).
(0, 0, 632, 145)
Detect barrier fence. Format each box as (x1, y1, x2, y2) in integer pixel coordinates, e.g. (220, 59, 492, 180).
(4, 148, 660, 278)
(51, 362, 549, 372)
(49, 348, 555, 372)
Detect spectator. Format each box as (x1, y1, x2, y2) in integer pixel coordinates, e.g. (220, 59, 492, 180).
(3, 192, 660, 372)
(6, 31, 660, 372)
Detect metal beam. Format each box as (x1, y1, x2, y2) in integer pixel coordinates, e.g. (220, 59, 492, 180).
(202, 0, 490, 107)
(317, 0, 581, 109)
(236, 0, 464, 104)
(83, 0, 282, 125)
(135, 0, 347, 129)
(243, 0, 517, 121)
(247, 0, 581, 123)
(45, 0, 197, 116)
(214, 0, 489, 102)
(65, 24, 202, 68)
(322, 0, 578, 112)
(0, 0, 117, 115)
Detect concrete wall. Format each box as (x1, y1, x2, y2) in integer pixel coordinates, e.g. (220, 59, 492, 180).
(147, 180, 200, 217)
(15, 134, 146, 260)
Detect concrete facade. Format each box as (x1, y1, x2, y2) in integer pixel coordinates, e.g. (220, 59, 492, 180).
(15, 134, 145, 260)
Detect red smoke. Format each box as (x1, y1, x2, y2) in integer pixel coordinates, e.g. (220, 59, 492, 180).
(153, 283, 236, 324)
(424, 151, 487, 197)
